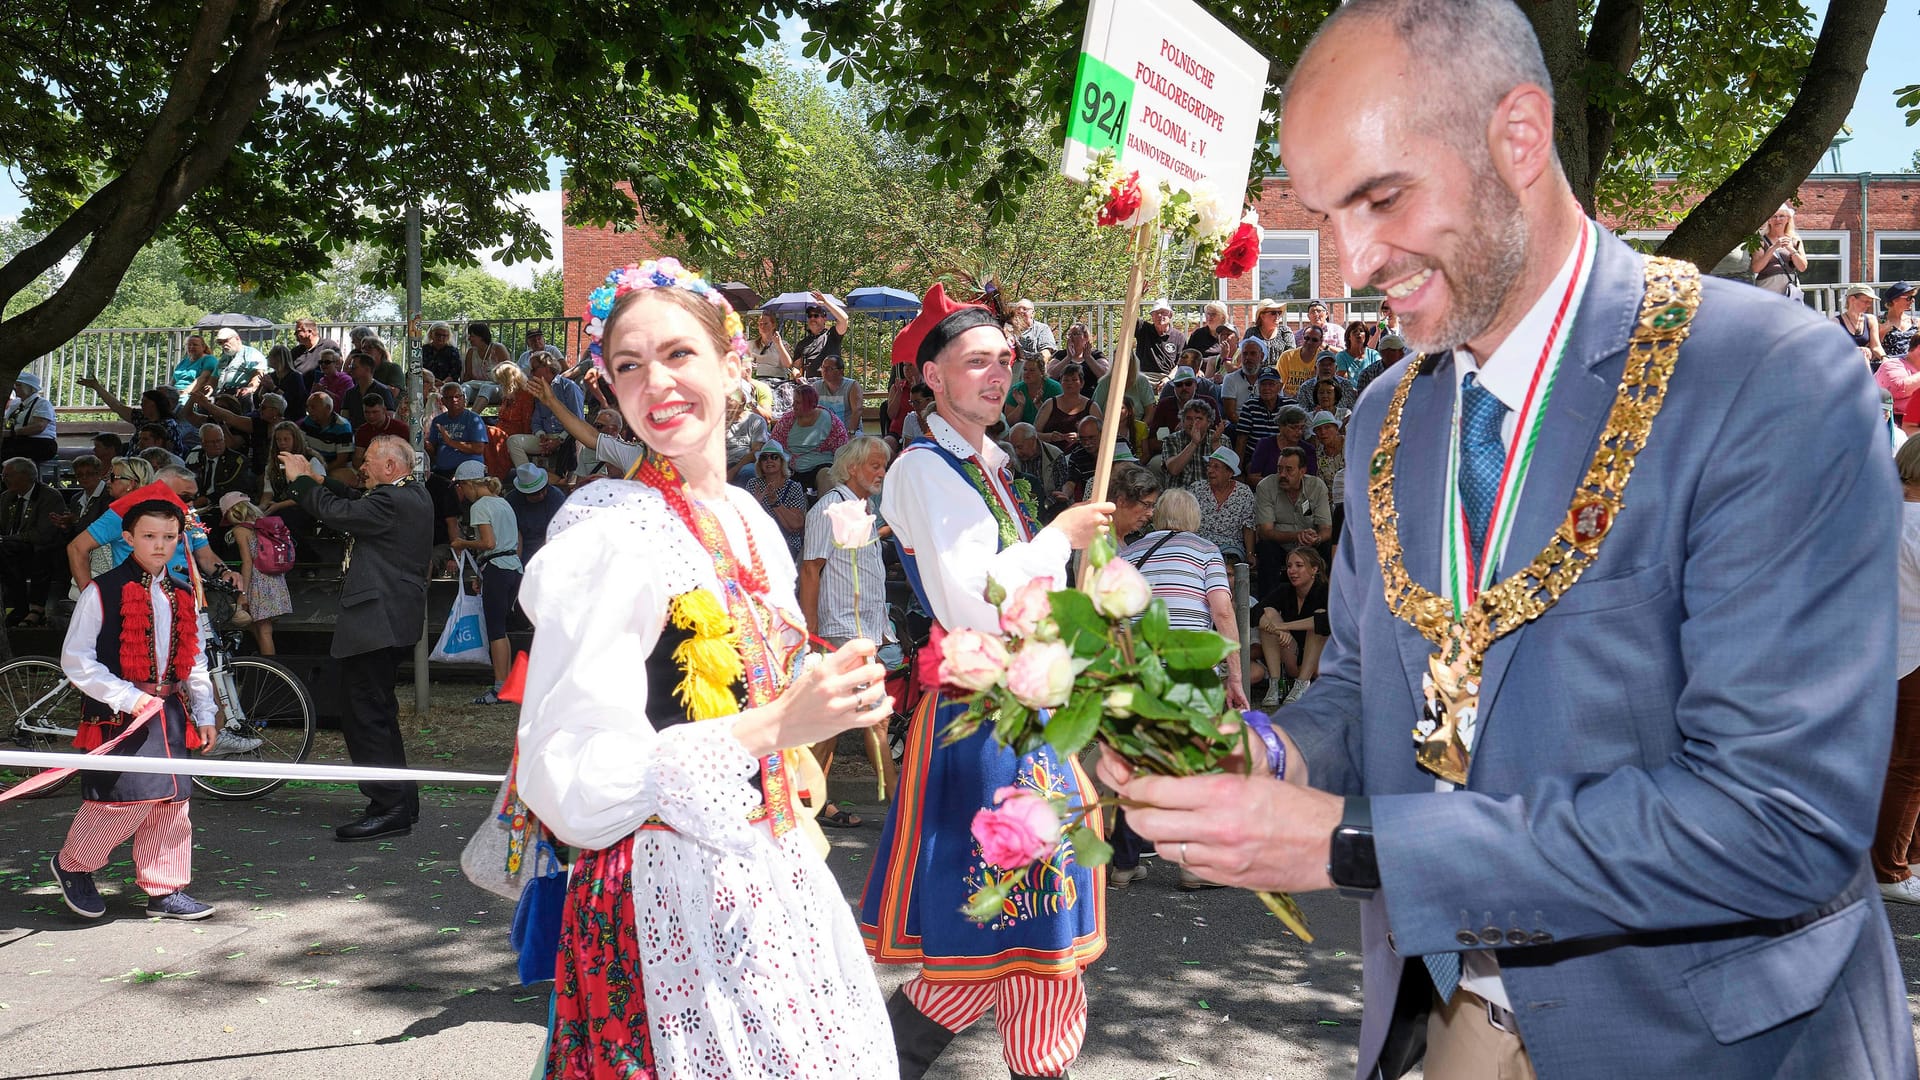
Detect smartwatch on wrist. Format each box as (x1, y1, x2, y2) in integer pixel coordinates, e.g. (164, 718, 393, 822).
(1327, 796, 1380, 898)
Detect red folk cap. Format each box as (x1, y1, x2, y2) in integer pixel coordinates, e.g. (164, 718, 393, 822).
(890, 283, 1001, 370)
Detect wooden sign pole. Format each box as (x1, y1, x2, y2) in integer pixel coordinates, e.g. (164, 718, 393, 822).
(1088, 221, 1156, 508)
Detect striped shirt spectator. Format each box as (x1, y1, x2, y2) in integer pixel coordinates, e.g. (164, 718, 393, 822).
(1118, 525, 1230, 631)
(801, 484, 888, 643)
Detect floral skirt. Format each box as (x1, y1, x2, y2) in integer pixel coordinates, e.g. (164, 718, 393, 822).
(544, 823, 895, 1080)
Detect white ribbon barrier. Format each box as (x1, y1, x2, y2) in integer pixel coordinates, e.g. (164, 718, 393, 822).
(0, 750, 505, 786)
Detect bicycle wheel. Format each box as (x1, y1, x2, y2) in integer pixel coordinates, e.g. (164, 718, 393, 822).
(0, 657, 81, 798)
(192, 657, 318, 800)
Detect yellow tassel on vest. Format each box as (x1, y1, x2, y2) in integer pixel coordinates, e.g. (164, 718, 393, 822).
(669, 590, 744, 720)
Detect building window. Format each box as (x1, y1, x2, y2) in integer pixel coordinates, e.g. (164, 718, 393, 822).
(1798, 231, 1848, 289)
(1877, 233, 1920, 284)
(1620, 228, 1848, 304)
(1254, 232, 1317, 302)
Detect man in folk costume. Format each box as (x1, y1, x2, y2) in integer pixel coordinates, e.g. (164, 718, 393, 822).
(860, 283, 1116, 1079)
(49, 496, 221, 921)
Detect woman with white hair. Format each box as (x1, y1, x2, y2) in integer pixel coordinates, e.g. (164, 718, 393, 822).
(1187, 299, 1235, 362)
(1751, 203, 1808, 297)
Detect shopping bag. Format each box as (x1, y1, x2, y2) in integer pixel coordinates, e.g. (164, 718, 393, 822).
(509, 840, 568, 985)
(430, 552, 490, 664)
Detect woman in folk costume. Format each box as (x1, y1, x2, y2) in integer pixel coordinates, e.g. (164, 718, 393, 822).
(859, 283, 1117, 1079)
(514, 259, 897, 1080)
(47, 497, 220, 921)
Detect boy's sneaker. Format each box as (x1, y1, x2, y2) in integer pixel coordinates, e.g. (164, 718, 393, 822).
(50, 855, 105, 919)
(146, 891, 214, 920)
(205, 729, 263, 756)
(1107, 865, 1150, 889)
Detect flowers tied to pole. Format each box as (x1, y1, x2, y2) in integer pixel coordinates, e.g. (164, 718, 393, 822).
(940, 536, 1313, 940)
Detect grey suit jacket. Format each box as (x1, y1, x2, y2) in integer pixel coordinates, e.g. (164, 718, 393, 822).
(294, 474, 433, 659)
(1284, 228, 1916, 1079)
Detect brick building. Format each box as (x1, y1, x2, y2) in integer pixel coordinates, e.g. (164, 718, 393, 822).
(1229, 172, 1920, 309)
(560, 174, 1920, 321)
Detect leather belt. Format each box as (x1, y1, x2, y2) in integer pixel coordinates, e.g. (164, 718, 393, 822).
(129, 680, 181, 697)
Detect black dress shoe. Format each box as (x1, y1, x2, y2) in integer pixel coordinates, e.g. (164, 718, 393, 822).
(335, 807, 413, 842)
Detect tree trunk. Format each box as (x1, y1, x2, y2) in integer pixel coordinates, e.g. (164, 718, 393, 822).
(1520, 0, 1594, 211)
(0, 0, 296, 388)
(1658, 0, 1886, 269)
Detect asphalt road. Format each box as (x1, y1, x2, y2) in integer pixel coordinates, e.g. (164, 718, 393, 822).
(2, 782, 1918, 1080)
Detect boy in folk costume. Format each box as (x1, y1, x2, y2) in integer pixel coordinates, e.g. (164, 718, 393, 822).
(859, 284, 1116, 1079)
(49, 498, 221, 920)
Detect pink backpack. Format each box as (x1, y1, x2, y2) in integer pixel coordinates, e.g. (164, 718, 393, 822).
(251, 515, 297, 575)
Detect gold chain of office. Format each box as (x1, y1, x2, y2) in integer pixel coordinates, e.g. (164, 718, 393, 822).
(1367, 255, 1702, 667)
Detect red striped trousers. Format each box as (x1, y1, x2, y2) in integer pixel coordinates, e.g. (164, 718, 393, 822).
(57, 799, 194, 895)
(903, 971, 1088, 1076)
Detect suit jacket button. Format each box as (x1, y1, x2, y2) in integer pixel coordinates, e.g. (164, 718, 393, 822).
(1481, 926, 1502, 945)
(1506, 928, 1528, 946)
(1530, 931, 1554, 945)
(1456, 930, 1480, 946)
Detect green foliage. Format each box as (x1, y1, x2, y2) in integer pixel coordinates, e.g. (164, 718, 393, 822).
(0, 220, 62, 320)
(1588, 0, 1821, 228)
(658, 54, 1148, 305)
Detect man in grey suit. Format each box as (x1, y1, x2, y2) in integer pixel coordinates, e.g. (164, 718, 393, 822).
(1104, 1, 1916, 1078)
(280, 434, 433, 842)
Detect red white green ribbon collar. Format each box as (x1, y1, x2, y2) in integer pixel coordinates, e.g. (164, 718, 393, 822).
(1443, 220, 1598, 614)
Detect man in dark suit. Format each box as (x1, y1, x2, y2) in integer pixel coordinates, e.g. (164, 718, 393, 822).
(281, 434, 432, 841)
(1105, 1, 1915, 1078)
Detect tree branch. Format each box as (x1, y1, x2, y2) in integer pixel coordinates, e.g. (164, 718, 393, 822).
(1658, 0, 1886, 268)
(1579, 0, 1644, 214)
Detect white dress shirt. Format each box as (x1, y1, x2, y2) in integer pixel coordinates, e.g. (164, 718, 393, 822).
(62, 575, 216, 726)
(1441, 221, 1591, 1011)
(880, 413, 1070, 633)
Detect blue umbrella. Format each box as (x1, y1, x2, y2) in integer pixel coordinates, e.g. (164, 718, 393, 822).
(845, 286, 923, 321)
(761, 291, 842, 319)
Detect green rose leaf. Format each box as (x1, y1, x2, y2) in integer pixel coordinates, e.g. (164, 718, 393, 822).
(1069, 825, 1113, 868)
(1138, 655, 1171, 697)
(1139, 598, 1172, 646)
(1044, 689, 1103, 758)
(962, 875, 1016, 923)
(1047, 589, 1109, 657)
(994, 698, 1033, 747)
(1159, 628, 1236, 669)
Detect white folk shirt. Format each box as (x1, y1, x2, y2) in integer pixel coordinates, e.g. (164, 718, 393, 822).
(1442, 224, 1587, 1011)
(62, 576, 217, 726)
(880, 413, 1071, 633)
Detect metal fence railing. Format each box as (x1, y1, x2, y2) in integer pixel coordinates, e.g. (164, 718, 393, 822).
(27, 317, 580, 410)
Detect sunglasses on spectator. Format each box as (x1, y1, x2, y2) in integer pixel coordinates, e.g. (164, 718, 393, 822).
(110, 470, 135, 481)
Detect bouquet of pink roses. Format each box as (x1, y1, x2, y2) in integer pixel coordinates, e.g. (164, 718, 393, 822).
(941, 536, 1313, 942)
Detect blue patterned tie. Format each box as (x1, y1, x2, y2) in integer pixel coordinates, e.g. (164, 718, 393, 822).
(1425, 951, 1462, 1004)
(1458, 373, 1509, 561)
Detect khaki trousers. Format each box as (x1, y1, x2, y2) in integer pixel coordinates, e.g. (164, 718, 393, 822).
(1424, 989, 1537, 1080)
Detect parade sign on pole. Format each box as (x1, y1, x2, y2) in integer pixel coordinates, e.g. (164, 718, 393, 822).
(1060, 0, 1269, 198)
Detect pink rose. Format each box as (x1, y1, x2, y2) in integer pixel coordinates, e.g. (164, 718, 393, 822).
(998, 577, 1056, 640)
(939, 629, 1009, 693)
(1089, 555, 1152, 620)
(822, 498, 876, 549)
(970, 787, 1061, 869)
(1005, 640, 1075, 710)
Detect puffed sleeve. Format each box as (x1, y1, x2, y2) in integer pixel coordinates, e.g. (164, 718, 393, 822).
(513, 510, 764, 854)
(880, 447, 1071, 633)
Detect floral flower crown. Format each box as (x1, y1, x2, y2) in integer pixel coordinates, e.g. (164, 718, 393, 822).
(582, 257, 749, 370)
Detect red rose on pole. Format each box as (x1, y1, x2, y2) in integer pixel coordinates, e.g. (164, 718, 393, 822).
(1097, 171, 1144, 228)
(1214, 218, 1260, 278)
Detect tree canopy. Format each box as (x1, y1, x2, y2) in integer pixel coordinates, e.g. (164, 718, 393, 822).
(0, 0, 1890, 387)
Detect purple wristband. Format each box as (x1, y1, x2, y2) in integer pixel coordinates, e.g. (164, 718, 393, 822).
(1242, 709, 1286, 780)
